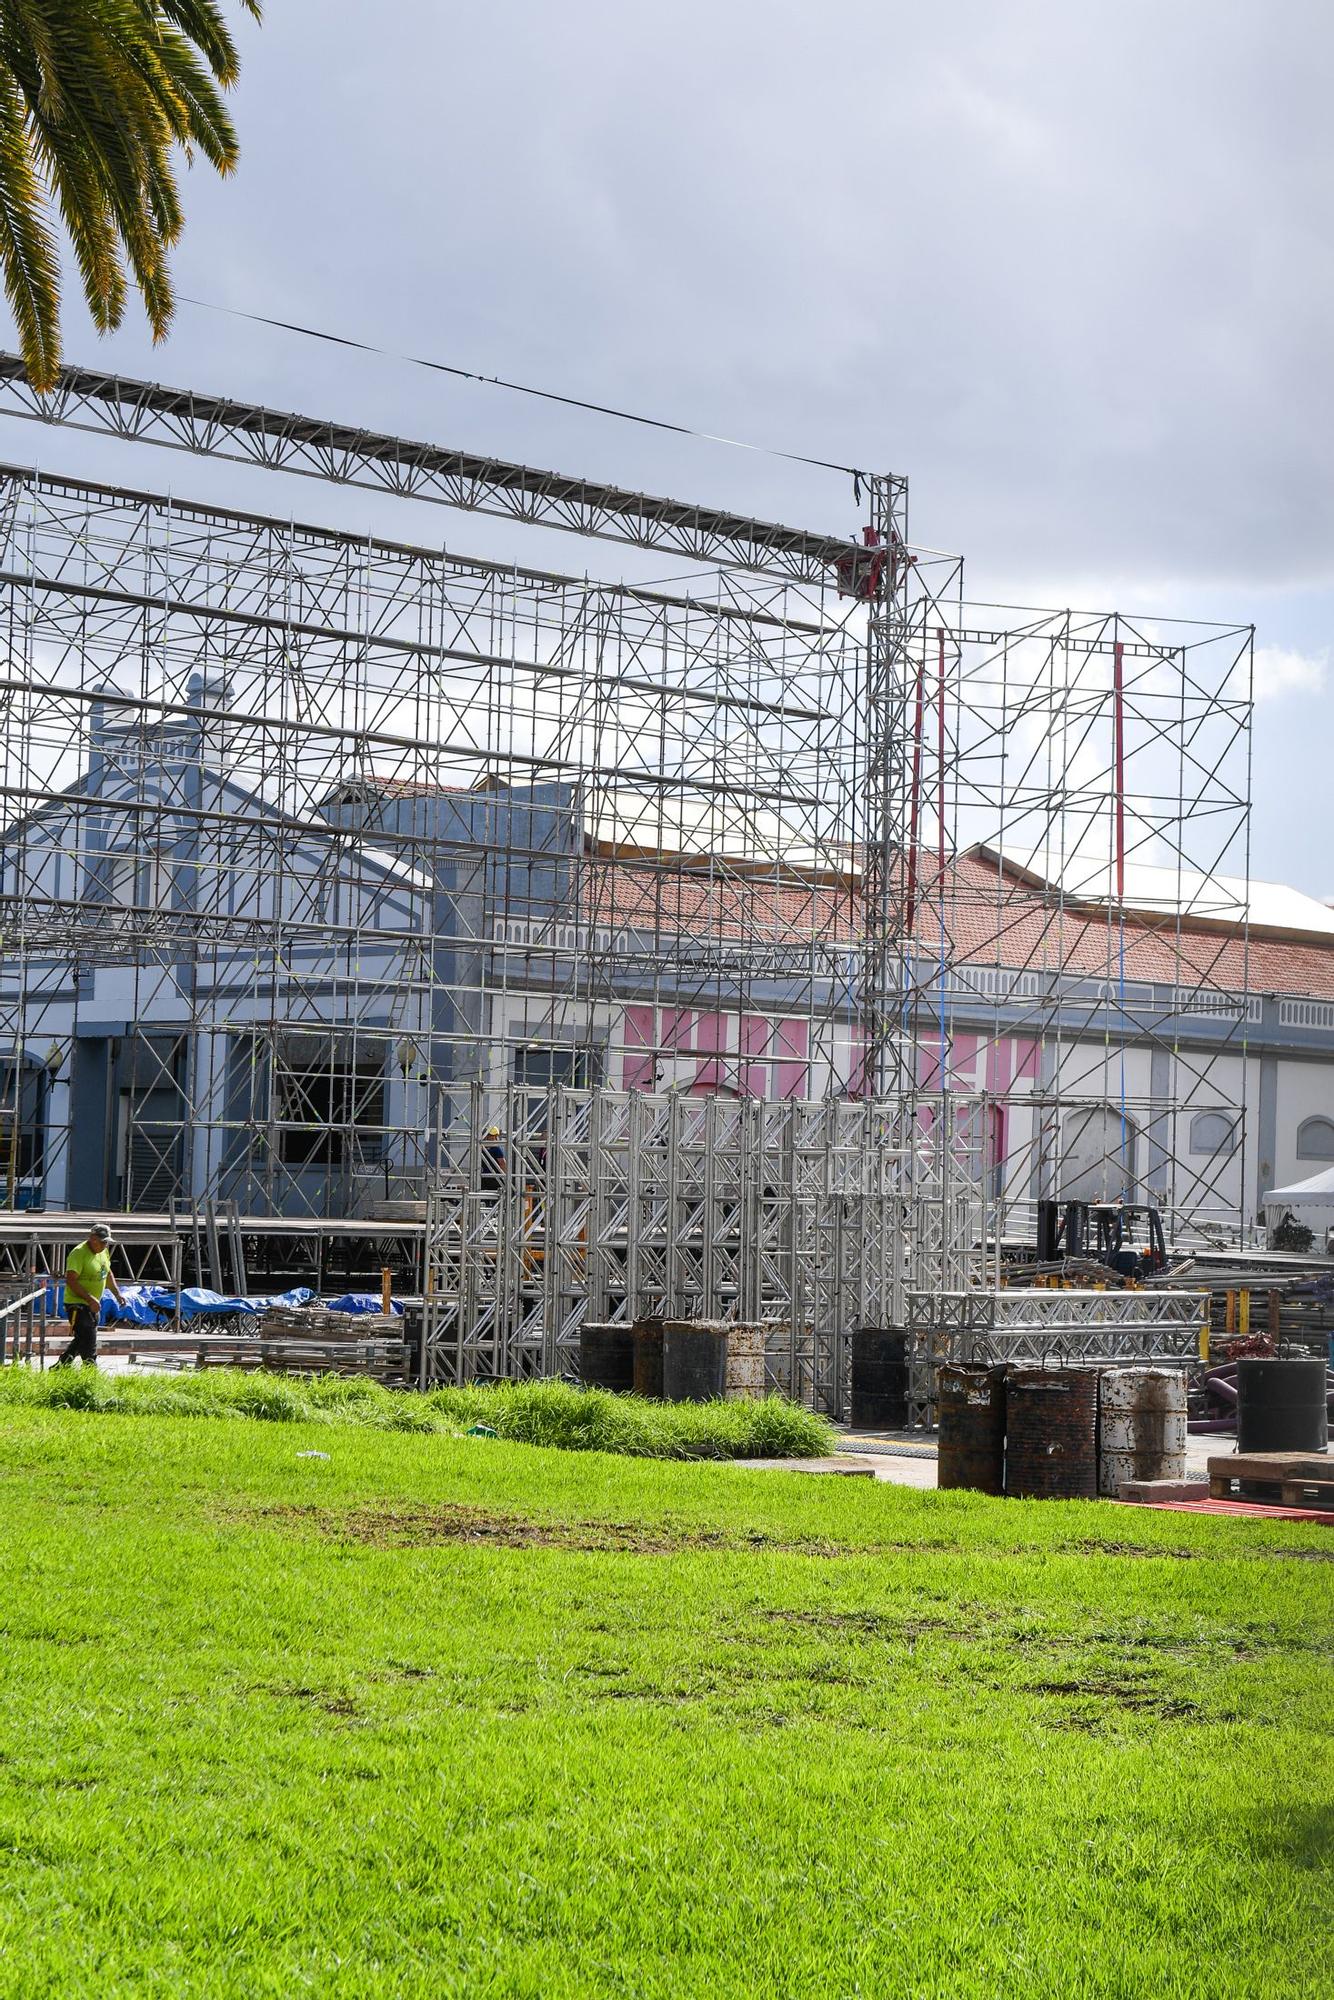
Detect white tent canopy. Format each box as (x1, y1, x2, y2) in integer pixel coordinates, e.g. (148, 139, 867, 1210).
(1264, 1168, 1334, 1253)
(1266, 1166, 1334, 1206)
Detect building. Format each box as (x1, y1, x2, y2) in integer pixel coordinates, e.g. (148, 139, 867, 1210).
(3, 692, 1333, 1236)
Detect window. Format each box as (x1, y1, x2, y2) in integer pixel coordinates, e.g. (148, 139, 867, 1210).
(276, 1032, 386, 1168)
(118, 1034, 187, 1207)
(1296, 1115, 1334, 1162)
(512, 1046, 598, 1131)
(1189, 1111, 1236, 1157)
(0, 1059, 44, 1182)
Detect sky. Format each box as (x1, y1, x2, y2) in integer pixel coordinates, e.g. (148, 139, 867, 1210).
(3, 0, 1331, 894)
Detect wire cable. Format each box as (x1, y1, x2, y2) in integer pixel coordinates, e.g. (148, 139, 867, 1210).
(179, 295, 866, 484)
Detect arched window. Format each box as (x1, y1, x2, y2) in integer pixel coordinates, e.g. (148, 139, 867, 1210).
(1296, 1115, 1334, 1161)
(1189, 1111, 1236, 1157)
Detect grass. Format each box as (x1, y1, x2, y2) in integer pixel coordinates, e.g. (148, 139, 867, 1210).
(0, 1365, 834, 1460)
(0, 1404, 1329, 1998)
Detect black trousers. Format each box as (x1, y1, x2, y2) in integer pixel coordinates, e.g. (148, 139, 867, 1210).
(56, 1304, 98, 1366)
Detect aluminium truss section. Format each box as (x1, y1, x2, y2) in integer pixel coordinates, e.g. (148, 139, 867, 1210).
(0, 354, 865, 586)
(420, 1085, 917, 1411)
(908, 1287, 1207, 1401)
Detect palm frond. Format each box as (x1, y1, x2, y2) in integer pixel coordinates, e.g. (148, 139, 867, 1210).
(0, 0, 260, 379)
(0, 63, 60, 388)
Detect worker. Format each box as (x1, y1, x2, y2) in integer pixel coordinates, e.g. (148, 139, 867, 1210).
(56, 1222, 125, 1368)
(480, 1125, 506, 1193)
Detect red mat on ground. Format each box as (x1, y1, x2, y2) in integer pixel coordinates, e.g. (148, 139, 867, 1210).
(1122, 1497, 1334, 1524)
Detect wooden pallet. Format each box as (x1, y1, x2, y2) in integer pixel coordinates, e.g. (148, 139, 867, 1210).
(89, 1318, 410, 1385)
(1207, 1451, 1332, 1506)
(1280, 1472, 1334, 1509)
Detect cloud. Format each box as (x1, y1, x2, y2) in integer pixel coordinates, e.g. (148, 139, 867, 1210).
(1251, 645, 1327, 701)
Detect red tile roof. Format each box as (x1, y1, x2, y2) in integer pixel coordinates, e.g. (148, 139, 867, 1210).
(582, 846, 1334, 1000)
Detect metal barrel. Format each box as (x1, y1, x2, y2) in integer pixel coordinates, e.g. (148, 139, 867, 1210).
(662, 1320, 728, 1402)
(632, 1319, 664, 1399)
(1236, 1358, 1330, 1454)
(723, 1322, 768, 1402)
(936, 1363, 1006, 1494)
(1097, 1367, 1187, 1496)
(578, 1321, 636, 1394)
(1005, 1367, 1099, 1500)
(849, 1327, 909, 1429)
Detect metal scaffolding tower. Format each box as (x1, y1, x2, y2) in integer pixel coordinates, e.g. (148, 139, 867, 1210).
(0, 352, 1256, 1412)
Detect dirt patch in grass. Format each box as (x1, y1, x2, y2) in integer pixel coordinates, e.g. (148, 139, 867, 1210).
(1061, 1537, 1334, 1564)
(1016, 1676, 1220, 1728)
(761, 1608, 970, 1640)
(242, 1503, 1330, 1570)
(262, 1683, 362, 1720)
(253, 1501, 827, 1557)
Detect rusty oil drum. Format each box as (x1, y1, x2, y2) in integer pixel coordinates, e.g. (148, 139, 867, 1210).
(1005, 1367, 1099, 1500)
(578, 1322, 636, 1394)
(849, 1328, 909, 1429)
(1096, 1366, 1187, 1495)
(632, 1318, 664, 1399)
(936, 1363, 1006, 1494)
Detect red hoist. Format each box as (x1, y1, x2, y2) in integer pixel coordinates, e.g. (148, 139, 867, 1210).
(833, 525, 915, 602)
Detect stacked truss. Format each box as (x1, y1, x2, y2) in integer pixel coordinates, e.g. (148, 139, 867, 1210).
(421, 1082, 949, 1409)
(908, 1288, 1207, 1399)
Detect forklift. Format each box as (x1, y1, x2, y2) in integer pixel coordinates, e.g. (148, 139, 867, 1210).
(1036, 1198, 1167, 1280)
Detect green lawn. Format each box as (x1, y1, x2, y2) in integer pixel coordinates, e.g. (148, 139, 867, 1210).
(0, 1406, 1328, 1998)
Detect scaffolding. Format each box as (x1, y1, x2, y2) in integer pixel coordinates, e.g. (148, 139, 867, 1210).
(0, 354, 1256, 1403)
(420, 1081, 967, 1405)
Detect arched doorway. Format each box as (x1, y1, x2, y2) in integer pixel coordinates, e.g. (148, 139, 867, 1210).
(1060, 1104, 1136, 1203)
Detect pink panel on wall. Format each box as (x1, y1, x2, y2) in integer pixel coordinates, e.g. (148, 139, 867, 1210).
(741, 1064, 768, 1097)
(741, 1015, 771, 1056)
(775, 1018, 807, 1061)
(949, 1033, 980, 1086)
(693, 1012, 726, 1053)
(661, 1009, 694, 1050)
(775, 1017, 809, 1099)
(849, 1027, 868, 1101)
(990, 1103, 1008, 1176)
(1013, 1037, 1040, 1081)
(622, 1054, 656, 1091)
(624, 1005, 655, 1048)
(985, 1036, 1013, 1094)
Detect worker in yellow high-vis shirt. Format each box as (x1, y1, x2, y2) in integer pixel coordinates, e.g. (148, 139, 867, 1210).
(56, 1223, 125, 1367)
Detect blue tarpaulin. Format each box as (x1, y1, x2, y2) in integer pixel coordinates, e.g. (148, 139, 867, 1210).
(38, 1281, 315, 1324)
(325, 1293, 404, 1317)
(124, 1286, 316, 1324)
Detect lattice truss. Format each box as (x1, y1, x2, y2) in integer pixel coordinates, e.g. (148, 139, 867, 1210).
(421, 1083, 947, 1408)
(0, 355, 1254, 1266)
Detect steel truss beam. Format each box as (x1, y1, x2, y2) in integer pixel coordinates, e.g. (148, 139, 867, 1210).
(0, 355, 874, 586)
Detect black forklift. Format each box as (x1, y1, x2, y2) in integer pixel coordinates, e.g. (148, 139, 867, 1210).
(1036, 1198, 1167, 1280)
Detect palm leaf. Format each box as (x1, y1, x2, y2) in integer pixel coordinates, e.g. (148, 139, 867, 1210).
(0, 0, 260, 376)
(0, 63, 60, 388)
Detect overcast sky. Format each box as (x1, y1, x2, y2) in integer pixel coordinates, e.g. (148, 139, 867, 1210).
(6, 0, 1331, 893)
